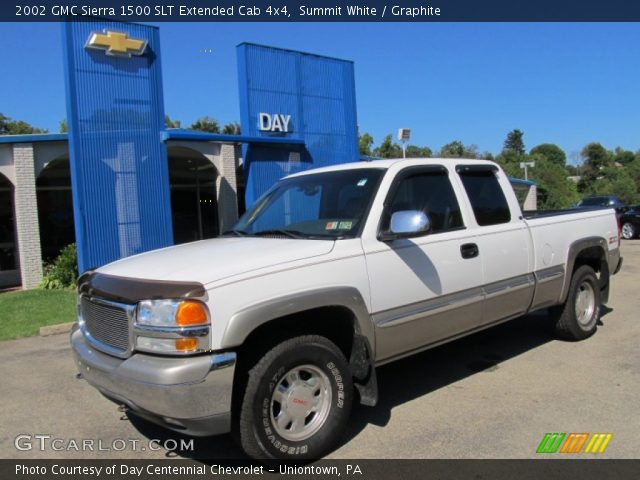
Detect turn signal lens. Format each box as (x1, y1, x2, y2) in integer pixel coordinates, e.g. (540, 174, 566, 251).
(175, 338, 198, 352)
(176, 301, 208, 326)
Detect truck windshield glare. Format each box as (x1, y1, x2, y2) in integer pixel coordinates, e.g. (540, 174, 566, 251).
(231, 169, 384, 239)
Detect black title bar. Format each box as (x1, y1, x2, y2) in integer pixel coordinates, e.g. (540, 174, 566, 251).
(5, 0, 640, 22)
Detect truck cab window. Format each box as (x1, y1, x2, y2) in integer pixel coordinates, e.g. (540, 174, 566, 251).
(386, 171, 463, 233)
(458, 169, 511, 226)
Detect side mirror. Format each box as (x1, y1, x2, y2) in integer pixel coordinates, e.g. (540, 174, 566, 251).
(379, 210, 431, 241)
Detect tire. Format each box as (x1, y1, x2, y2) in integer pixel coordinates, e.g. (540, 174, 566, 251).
(549, 265, 601, 340)
(621, 222, 636, 240)
(236, 335, 353, 460)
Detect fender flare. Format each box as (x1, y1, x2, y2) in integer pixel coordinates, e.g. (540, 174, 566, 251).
(560, 236, 608, 304)
(221, 286, 378, 406)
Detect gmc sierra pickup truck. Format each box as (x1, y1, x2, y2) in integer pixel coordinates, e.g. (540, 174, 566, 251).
(71, 158, 622, 460)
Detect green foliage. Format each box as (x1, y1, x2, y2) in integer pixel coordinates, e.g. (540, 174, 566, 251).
(365, 133, 432, 159)
(190, 116, 220, 133)
(374, 134, 403, 158)
(529, 143, 566, 167)
(578, 142, 612, 192)
(565, 164, 579, 176)
(59, 119, 68, 133)
(0, 112, 48, 134)
(625, 157, 640, 193)
(504, 129, 525, 156)
(164, 114, 181, 129)
(439, 140, 479, 159)
(222, 122, 241, 135)
(528, 155, 580, 209)
(496, 148, 579, 209)
(405, 145, 432, 158)
(587, 167, 638, 204)
(612, 147, 635, 166)
(359, 133, 374, 156)
(40, 244, 78, 290)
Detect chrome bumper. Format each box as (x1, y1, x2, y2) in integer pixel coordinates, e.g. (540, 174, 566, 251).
(71, 326, 236, 436)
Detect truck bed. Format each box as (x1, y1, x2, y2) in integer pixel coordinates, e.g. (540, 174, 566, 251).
(523, 206, 613, 220)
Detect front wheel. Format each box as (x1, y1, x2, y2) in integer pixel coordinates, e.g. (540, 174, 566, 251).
(621, 222, 636, 240)
(549, 265, 601, 340)
(236, 335, 353, 460)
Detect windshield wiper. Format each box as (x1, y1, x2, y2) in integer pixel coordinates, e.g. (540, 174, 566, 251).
(252, 229, 305, 239)
(222, 229, 249, 237)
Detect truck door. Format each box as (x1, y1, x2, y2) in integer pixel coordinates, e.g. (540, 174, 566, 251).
(362, 166, 484, 363)
(455, 165, 534, 324)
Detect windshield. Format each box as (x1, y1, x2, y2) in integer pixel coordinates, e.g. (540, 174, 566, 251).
(231, 168, 384, 239)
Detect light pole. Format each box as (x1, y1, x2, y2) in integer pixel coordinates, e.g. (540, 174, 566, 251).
(398, 128, 411, 158)
(520, 161, 535, 181)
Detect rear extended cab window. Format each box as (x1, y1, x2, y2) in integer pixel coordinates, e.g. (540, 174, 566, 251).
(457, 166, 511, 226)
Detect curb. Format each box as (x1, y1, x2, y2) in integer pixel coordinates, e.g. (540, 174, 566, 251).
(39, 322, 75, 337)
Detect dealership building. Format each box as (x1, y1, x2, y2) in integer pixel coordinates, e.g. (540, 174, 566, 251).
(0, 20, 536, 290)
(0, 19, 362, 289)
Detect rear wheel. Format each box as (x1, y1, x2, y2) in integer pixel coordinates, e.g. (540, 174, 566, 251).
(622, 222, 636, 240)
(236, 335, 353, 460)
(550, 265, 601, 340)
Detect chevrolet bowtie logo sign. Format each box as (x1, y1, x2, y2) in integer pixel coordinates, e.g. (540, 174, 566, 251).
(85, 31, 147, 57)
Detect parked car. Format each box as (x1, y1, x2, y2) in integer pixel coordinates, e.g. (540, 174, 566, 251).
(575, 195, 628, 214)
(71, 159, 622, 460)
(620, 206, 640, 239)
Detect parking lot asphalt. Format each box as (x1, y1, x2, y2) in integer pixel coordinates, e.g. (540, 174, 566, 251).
(1, 241, 639, 460)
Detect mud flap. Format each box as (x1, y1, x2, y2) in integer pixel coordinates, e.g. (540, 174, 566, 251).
(350, 334, 378, 407)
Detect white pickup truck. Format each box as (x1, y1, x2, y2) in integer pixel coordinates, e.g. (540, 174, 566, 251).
(71, 158, 622, 460)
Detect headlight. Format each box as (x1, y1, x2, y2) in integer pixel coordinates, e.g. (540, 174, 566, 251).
(137, 299, 209, 327)
(137, 300, 179, 327)
(134, 299, 210, 355)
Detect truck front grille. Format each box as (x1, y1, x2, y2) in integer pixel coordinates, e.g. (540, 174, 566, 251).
(80, 296, 133, 355)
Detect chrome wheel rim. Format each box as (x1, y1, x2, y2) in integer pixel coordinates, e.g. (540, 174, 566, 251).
(270, 364, 332, 442)
(575, 281, 596, 326)
(622, 223, 634, 239)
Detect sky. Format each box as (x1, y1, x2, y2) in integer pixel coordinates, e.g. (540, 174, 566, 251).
(1, 22, 639, 163)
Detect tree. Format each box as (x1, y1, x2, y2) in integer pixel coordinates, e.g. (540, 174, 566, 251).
(164, 114, 181, 129)
(565, 164, 579, 176)
(495, 149, 523, 177)
(59, 119, 68, 133)
(0, 112, 47, 134)
(529, 143, 566, 167)
(222, 122, 241, 135)
(504, 129, 525, 156)
(589, 167, 638, 204)
(438, 140, 479, 159)
(373, 134, 403, 158)
(578, 142, 612, 192)
(624, 157, 640, 194)
(359, 133, 374, 156)
(527, 154, 580, 209)
(405, 145, 432, 158)
(612, 146, 635, 166)
(190, 116, 220, 133)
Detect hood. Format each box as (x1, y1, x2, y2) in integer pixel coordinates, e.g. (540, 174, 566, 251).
(97, 237, 335, 286)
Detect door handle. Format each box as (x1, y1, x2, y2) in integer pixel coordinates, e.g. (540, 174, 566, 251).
(460, 243, 479, 259)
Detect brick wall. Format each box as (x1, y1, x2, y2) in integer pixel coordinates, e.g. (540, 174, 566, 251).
(216, 143, 239, 232)
(13, 144, 43, 289)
